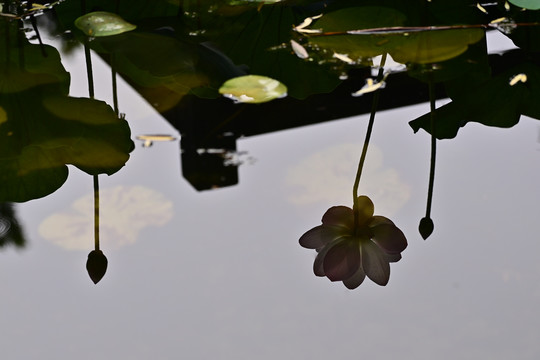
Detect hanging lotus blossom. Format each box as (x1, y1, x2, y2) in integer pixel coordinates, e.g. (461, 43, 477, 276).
(299, 195, 407, 289)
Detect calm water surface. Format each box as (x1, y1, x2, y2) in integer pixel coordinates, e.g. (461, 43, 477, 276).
(2, 8, 540, 360)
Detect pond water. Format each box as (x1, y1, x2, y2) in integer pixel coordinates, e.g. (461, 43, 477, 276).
(2, 1, 540, 359)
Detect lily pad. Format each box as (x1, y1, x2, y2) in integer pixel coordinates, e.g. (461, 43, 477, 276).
(219, 75, 287, 103)
(0, 36, 134, 202)
(509, 0, 540, 9)
(309, 6, 484, 64)
(409, 51, 540, 139)
(75, 11, 136, 37)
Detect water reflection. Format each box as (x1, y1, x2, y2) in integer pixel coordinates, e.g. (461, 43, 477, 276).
(0, 0, 539, 290)
(38, 185, 173, 250)
(0, 202, 25, 248)
(1, 0, 540, 358)
(286, 143, 410, 215)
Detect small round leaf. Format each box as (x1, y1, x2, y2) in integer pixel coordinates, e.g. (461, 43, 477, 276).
(75, 11, 136, 37)
(219, 75, 287, 104)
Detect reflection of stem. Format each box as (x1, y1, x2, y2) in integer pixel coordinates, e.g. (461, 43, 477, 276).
(93, 175, 100, 251)
(111, 53, 119, 115)
(30, 15, 47, 57)
(83, 33, 100, 251)
(5, 20, 10, 67)
(83, 40, 94, 98)
(425, 79, 436, 219)
(17, 22, 24, 68)
(352, 53, 387, 230)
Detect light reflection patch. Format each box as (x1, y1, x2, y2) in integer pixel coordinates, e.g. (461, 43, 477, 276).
(286, 143, 410, 216)
(39, 185, 173, 250)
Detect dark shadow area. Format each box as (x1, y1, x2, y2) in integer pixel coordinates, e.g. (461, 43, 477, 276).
(0, 203, 26, 249)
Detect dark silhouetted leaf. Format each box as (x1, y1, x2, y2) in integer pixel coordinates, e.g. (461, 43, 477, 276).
(410, 51, 540, 139)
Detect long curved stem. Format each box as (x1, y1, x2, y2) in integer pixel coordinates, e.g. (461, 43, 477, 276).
(353, 53, 387, 230)
(83, 38, 100, 250)
(83, 40, 94, 98)
(111, 53, 119, 115)
(425, 79, 437, 218)
(93, 175, 100, 250)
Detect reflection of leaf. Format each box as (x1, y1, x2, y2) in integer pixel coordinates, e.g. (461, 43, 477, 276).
(407, 38, 490, 84)
(310, 6, 484, 64)
(410, 51, 540, 139)
(388, 29, 484, 64)
(0, 147, 69, 202)
(39, 186, 174, 250)
(219, 75, 287, 103)
(506, 9, 540, 52)
(509, 0, 540, 10)
(0, 37, 134, 202)
(213, 4, 341, 99)
(0, 44, 70, 94)
(90, 32, 207, 106)
(75, 11, 136, 37)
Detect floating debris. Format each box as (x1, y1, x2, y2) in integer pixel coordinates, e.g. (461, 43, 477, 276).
(509, 73, 527, 86)
(291, 40, 309, 59)
(136, 134, 177, 147)
(352, 73, 389, 97)
(333, 52, 355, 64)
(293, 14, 323, 34)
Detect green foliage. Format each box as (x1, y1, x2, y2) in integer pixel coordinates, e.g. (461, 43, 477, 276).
(75, 11, 136, 36)
(410, 50, 540, 139)
(509, 0, 540, 10)
(0, 23, 134, 202)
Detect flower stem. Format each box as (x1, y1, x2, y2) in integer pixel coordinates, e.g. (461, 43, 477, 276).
(425, 78, 437, 219)
(111, 52, 119, 115)
(94, 174, 100, 251)
(83, 40, 94, 99)
(83, 37, 100, 251)
(353, 53, 387, 230)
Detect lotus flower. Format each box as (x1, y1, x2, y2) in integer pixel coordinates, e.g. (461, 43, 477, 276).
(299, 196, 407, 288)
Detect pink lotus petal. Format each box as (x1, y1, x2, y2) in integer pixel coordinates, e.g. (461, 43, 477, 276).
(323, 237, 360, 281)
(371, 224, 407, 254)
(361, 240, 390, 286)
(313, 242, 334, 277)
(299, 225, 349, 249)
(321, 206, 354, 229)
(386, 253, 402, 263)
(343, 266, 366, 289)
(369, 215, 395, 227)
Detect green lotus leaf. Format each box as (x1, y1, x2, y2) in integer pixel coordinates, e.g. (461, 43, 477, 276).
(388, 28, 485, 64)
(211, 5, 341, 99)
(85, 32, 207, 110)
(219, 75, 287, 103)
(313, 6, 407, 32)
(75, 11, 136, 37)
(310, 7, 483, 64)
(0, 44, 70, 94)
(409, 52, 540, 139)
(509, 0, 540, 9)
(0, 146, 69, 202)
